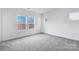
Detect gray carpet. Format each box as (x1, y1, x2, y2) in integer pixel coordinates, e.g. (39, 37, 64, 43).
(0, 33, 79, 51)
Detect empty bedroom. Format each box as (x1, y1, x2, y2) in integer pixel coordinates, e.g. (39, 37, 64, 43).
(0, 8, 79, 51)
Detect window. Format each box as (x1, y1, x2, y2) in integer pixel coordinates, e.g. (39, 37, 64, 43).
(16, 16, 35, 32)
(69, 12, 79, 20)
(17, 16, 26, 31)
(27, 16, 35, 29)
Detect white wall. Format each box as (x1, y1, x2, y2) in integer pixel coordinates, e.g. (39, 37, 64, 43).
(43, 8, 79, 41)
(0, 9, 1, 41)
(40, 14, 44, 33)
(2, 8, 41, 41)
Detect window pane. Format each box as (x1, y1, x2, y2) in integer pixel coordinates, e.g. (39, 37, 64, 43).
(28, 24, 34, 29)
(27, 16, 34, 24)
(17, 16, 26, 24)
(17, 16, 26, 31)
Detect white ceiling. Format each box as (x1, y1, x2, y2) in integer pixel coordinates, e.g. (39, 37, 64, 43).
(25, 8, 56, 14)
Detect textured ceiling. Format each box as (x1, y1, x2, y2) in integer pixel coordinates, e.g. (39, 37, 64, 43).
(25, 8, 56, 14)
